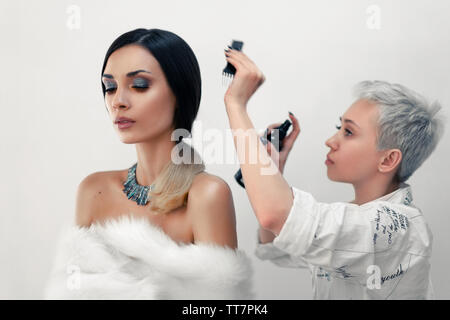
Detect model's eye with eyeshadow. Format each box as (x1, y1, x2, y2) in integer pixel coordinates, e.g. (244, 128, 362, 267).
(104, 81, 117, 93)
(132, 78, 150, 89)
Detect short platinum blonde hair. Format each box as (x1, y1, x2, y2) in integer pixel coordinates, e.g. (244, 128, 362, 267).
(354, 80, 445, 183)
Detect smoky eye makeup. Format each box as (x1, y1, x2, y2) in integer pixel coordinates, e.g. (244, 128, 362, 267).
(102, 77, 150, 93)
(104, 81, 117, 92)
(132, 77, 150, 88)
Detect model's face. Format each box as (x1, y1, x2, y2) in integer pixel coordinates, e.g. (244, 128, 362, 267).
(102, 44, 176, 144)
(325, 99, 384, 184)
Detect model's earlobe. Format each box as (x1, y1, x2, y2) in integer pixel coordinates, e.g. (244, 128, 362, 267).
(379, 149, 402, 173)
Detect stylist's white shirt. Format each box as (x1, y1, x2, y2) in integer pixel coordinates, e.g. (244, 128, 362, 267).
(255, 183, 434, 299)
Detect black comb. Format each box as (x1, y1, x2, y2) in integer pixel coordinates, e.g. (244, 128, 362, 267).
(223, 40, 244, 85)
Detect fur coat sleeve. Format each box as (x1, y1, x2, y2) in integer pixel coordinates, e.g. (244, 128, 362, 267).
(43, 214, 254, 300)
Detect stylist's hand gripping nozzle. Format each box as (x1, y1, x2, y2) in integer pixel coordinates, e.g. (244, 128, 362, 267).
(223, 40, 244, 86)
(234, 119, 292, 189)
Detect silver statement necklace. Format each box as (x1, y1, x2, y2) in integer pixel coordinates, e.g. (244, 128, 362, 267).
(122, 162, 155, 206)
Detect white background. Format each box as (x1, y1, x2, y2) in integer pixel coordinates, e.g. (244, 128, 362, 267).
(1, 0, 449, 299)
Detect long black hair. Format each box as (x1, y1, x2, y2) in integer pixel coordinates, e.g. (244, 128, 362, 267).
(101, 28, 201, 135)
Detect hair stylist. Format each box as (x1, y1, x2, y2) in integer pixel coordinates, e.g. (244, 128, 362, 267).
(223, 48, 300, 238)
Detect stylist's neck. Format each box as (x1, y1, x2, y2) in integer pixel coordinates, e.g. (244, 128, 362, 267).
(351, 175, 400, 205)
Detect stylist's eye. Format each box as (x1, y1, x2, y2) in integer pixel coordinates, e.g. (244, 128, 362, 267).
(335, 125, 353, 136)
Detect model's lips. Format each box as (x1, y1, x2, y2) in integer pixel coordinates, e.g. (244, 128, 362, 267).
(117, 121, 135, 129)
(114, 117, 136, 129)
(114, 116, 136, 124)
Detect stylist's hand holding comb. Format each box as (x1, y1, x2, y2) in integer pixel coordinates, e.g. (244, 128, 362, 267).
(223, 47, 298, 235)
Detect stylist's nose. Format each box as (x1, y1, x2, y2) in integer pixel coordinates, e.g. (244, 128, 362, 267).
(325, 133, 338, 151)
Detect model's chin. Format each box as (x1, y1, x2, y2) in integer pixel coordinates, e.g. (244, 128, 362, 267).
(118, 135, 138, 144)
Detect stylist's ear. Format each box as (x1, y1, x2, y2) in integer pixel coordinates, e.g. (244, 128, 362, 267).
(378, 149, 402, 173)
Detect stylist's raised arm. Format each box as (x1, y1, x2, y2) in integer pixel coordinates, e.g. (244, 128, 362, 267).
(223, 47, 298, 235)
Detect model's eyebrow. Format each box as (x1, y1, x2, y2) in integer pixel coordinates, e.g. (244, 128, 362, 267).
(340, 116, 360, 128)
(102, 69, 152, 79)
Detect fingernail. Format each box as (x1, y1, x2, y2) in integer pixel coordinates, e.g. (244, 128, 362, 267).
(289, 111, 294, 116)
(227, 45, 232, 49)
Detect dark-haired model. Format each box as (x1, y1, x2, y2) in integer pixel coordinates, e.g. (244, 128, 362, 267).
(44, 29, 253, 300)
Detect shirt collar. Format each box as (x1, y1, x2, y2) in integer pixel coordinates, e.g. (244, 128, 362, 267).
(372, 182, 413, 206)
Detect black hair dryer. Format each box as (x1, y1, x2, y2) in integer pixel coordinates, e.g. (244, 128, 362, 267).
(234, 119, 292, 188)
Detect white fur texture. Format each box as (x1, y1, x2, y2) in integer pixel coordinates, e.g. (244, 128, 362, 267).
(43, 215, 254, 299)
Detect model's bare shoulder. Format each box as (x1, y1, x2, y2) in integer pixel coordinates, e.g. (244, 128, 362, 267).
(188, 173, 234, 208)
(75, 171, 115, 227)
(189, 172, 231, 193)
(187, 172, 237, 248)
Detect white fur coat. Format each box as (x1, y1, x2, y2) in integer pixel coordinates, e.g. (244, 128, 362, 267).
(43, 214, 254, 299)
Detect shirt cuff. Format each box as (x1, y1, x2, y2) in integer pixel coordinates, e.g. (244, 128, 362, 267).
(272, 186, 320, 258)
(254, 229, 291, 261)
